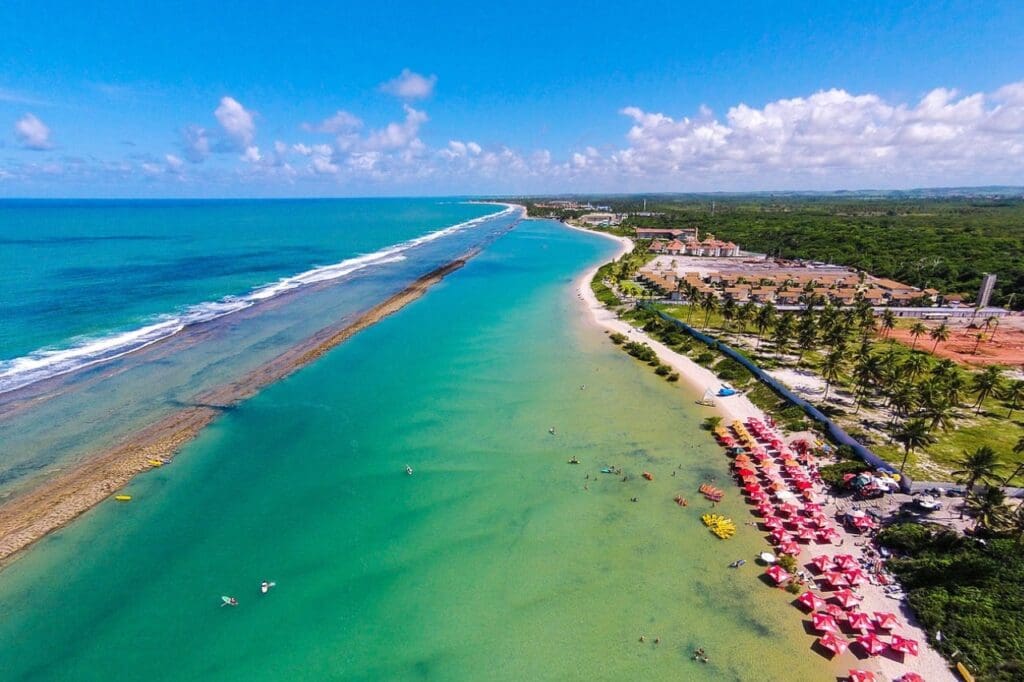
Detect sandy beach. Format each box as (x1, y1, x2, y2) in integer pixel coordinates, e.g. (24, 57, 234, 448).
(567, 222, 957, 682)
(0, 253, 479, 567)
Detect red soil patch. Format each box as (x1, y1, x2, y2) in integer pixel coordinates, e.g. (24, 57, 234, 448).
(887, 318, 1024, 369)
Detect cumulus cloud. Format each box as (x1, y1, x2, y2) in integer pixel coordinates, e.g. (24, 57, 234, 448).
(365, 105, 428, 151)
(302, 110, 363, 134)
(379, 69, 437, 100)
(181, 125, 210, 163)
(14, 113, 51, 150)
(214, 96, 256, 148)
(610, 83, 1024, 185)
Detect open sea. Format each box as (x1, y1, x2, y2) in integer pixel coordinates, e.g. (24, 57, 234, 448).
(0, 200, 837, 680)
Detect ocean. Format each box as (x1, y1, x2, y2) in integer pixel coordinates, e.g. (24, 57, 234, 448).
(0, 202, 836, 680)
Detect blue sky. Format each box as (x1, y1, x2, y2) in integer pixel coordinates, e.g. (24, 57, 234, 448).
(2, 0, 1023, 196)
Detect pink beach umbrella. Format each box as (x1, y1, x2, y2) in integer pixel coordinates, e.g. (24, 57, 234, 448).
(832, 589, 862, 609)
(779, 540, 801, 556)
(822, 571, 850, 588)
(846, 611, 874, 633)
(794, 479, 815, 491)
(801, 489, 818, 501)
(817, 527, 841, 543)
(743, 482, 762, 494)
(763, 517, 786, 531)
(848, 669, 876, 682)
(777, 502, 800, 517)
(889, 634, 920, 657)
(765, 565, 791, 585)
(844, 568, 868, 586)
(817, 631, 849, 656)
(755, 502, 774, 515)
(797, 527, 818, 543)
(736, 467, 757, 478)
(822, 603, 846, 620)
(796, 591, 826, 612)
(750, 490, 769, 503)
(803, 502, 824, 513)
(854, 633, 886, 656)
(896, 674, 924, 682)
(833, 554, 857, 570)
(871, 612, 899, 630)
(770, 528, 792, 543)
(809, 554, 834, 573)
(811, 612, 839, 633)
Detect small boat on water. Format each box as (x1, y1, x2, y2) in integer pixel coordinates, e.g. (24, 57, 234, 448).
(568, 456, 580, 464)
(673, 495, 688, 507)
(642, 471, 654, 481)
(600, 467, 615, 474)
(405, 465, 413, 476)
(114, 495, 132, 502)
(221, 596, 238, 607)
(148, 459, 163, 467)
(260, 581, 276, 595)
(699, 483, 724, 502)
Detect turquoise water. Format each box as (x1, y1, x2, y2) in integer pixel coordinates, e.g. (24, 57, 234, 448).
(0, 219, 837, 680)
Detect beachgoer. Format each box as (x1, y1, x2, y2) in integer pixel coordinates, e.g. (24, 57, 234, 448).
(639, 635, 645, 642)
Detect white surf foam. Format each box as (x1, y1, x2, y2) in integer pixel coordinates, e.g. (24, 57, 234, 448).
(0, 205, 517, 394)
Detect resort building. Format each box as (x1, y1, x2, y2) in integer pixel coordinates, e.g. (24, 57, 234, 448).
(578, 212, 623, 227)
(648, 231, 741, 257)
(635, 227, 697, 240)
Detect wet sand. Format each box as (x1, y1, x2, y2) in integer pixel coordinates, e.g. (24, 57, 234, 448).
(0, 253, 477, 566)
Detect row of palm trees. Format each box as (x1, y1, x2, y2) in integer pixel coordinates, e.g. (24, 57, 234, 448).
(949, 438, 1024, 538)
(671, 290, 1023, 476)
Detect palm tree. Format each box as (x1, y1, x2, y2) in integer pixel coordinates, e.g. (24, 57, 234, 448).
(821, 350, 845, 401)
(738, 301, 756, 333)
(929, 323, 950, 353)
(893, 418, 935, 474)
(772, 312, 796, 359)
(754, 303, 776, 350)
(951, 445, 1003, 497)
(1000, 379, 1024, 418)
(1004, 436, 1024, 486)
(721, 297, 737, 330)
(920, 397, 956, 432)
(908, 321, 928, 351)
(966, 486, 1008, 533)
(971, 331, 985, 355)
(985, 315, 1001, 345)
(700, 292, 719, 330)
(930, 358, 957, 382)
(796, 316, 818, 365)
(971, 365, 1004, 414)
(1006, 504, 1024, 545)
(880, 309, 896, 339)
(942, 372, 968, 408)
(902, 353, 930, 381)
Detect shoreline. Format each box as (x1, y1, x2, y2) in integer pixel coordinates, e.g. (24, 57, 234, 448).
(564, 222, 956, 682)
(0, 253, 479, 568)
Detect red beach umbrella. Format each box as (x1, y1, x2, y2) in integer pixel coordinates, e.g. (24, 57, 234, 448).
(803, 502, 824, 513)
(794, 479, 815, 491)
(832, 589, 862, 608)
(765, 565, 791, 584)
(811, 612, 839, 633)
(750, 490, 769, 503)
(847, 611, 874, 632)
(770, 529, 793, 545)
(810, 554, 835, 572)
(833, 554, 857, 569)
(797, 527, 818, 543)
(844, 568, 868, 586)
(818, 631, 849, 656)
(871, 612, 899, 630)
(822, 571, 850, 587)
(736, 467, 757, 478)
(848, 670, 876, 682)
(822, 603, 846, 620)
(817, 527, 841, 543)
(743, 482, 762, 494)
(796, 591, 826, 612)
(777, 502, 800, 516)
(889, 634, 919, 656)
(855, 633, 886, 656)
(755, 502, 774, 515)
(779, 540, 801, 556)
(896, 674, 924, 682)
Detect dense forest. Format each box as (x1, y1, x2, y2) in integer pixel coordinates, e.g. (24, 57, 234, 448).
(521, 195, 1024, 309)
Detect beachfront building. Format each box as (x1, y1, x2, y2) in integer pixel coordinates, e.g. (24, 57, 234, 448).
(636, 227, 697, 240)
(578, 212, 623, 227)
(649, 231, 741, 257)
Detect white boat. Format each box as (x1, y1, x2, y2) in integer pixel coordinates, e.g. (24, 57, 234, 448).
(260, 581, 276, 594)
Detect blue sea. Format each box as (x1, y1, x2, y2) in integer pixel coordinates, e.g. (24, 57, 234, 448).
(0, 200, 839, 680)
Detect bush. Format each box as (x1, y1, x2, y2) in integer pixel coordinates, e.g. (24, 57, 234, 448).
(713, 357, 753, 386)
(819, 460, 869, 488)
(609, 332, 627, 345)
(695, 350, 717, 366)
(666, 372, 680, 382)
(785, 580, 803, 595)
(778, 553, 798, 572)
(702, 416, 723, 431)
(654, 364, 671, 376)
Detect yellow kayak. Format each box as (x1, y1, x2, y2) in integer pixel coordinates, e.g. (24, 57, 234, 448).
(114, 495, 132, 502)
(148, 459, 163, 467)
(957, 662, 975, 682)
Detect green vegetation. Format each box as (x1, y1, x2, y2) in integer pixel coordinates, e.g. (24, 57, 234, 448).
(524, 196, 1024, 309)
(818, 460, 870, 487)
(878, 524, 1024, 680)
(656, 299, 1023, 479)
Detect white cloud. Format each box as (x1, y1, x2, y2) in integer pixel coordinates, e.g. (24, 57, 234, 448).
(14, 113, 51, 150)
(379, 69, 437, 100)
(302, 110, 363, 134)
(241, 145, 262, 163)
(214, 96, 256, 148)
(610, 82, 1024, 186)
(165, 154, 184, 171)
(181, 125, 210, 163)
(365, 105, 428, 151)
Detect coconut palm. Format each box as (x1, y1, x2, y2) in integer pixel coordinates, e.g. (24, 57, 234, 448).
(721, 297, 737, 330)
(966, 486, 1008, 533)
(700, 292, 719, 330)
(772, 312, 796, 359)
(971, 331, 985, 355)
(908, 321, 928, 351)
(902, 353, 930, 381)
(880, 309, 896, 339)
(821, 350, 845, 401)
(1000, 379, 1024, 418)
(796, 315, 818, 365)
(951, 445, 1003, 497)
(1004, 436, 1024, 486)
(1006, 504, 1024, 545)
(737, 301, 756, 332)
(930, 357, 957, 382)
(928, 323, 950, 353)
(971, 365, 1004, 414)
(942, 373, 968, 408)
(754, 303, 776, 350)
(985, 315, 1001, 344)
(893, 418, 935, 474)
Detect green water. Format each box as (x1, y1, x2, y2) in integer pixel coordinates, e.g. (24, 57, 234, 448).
(0, 220, 836, 680)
